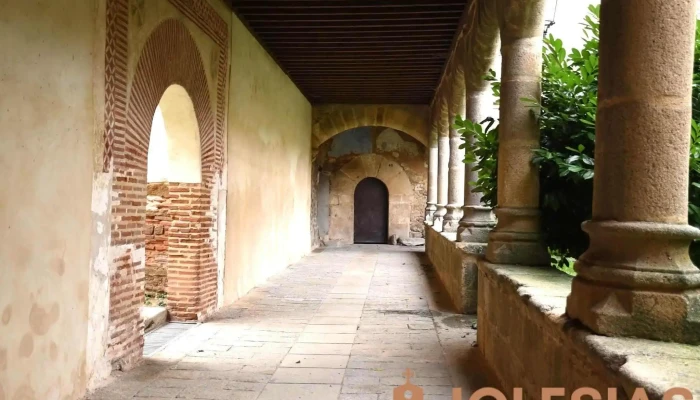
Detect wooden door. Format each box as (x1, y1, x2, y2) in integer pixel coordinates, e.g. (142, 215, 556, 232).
(354, 178, 389, 244)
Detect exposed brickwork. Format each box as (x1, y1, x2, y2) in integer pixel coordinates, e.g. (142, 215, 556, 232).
(166, 183, 217, 320)
(103, 0, 128, 172)
(104, 0, 229, 371)
(108, 247, 144, 371)
(145, 183, 169, 297)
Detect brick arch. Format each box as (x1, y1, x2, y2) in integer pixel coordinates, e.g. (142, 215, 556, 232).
(106, 19, 220, 368)
(312, 104, 430, 149)
(123, 19, 217, 181)
(327, 154, 413, 245)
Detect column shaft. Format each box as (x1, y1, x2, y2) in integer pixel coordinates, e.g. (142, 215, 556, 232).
(485, 0, 549, 265)
(425, 118, 439, 223)
(458, 90, 496, 243)
(433, 100, 449, 231)
(566, 0, 700, 344)
(443, 74, 466, 232)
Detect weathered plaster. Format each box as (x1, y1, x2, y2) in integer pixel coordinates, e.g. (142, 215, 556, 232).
(225, 14, 312, 304)
(87, 172, 113, 391)
(0, 1, 99, 398)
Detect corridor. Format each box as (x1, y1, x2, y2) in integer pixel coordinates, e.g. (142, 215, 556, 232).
(89, 246, 495, 400)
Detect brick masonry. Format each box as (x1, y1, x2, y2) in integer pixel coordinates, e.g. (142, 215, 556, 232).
(104, 0, 228, 371)
(145, 183, 169, 297)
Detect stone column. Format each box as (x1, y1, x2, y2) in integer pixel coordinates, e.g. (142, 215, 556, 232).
(443, 65, 466, 233)
(457, 0, 499, 244)
(566, 0, 700, 344)
(457, 90, 497, 243)
(485, 0, 549, 265)
(433, 98, 450, 231)
(424, 113, 439, 223)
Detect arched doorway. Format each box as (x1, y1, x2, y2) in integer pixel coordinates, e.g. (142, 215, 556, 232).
(354, 177, 389, 244)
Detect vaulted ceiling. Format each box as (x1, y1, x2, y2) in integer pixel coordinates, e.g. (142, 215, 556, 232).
(227, 1, 468, 105)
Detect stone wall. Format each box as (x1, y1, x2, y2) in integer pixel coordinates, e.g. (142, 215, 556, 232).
(310, 163, 321, 249)
(425, 225, 484, 313)
(315, 127, 427, 245)
(477, 261, 700, 399)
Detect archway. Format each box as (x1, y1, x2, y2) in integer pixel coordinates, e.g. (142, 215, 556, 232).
(354, 178, 389, 244)
(312, 104, 430, 149)
(104, 19, 221, 369)
(143, 84, 201, 327)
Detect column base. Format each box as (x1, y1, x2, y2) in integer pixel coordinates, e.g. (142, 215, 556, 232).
(566, 220, 700, 344)
(433, 205, 446, 232)
(485, 207, 549, 265)
(567, 278, 700, 344)
(442, 204, 463, 233)
(424, 203, 437, 224)
(457, 206, 495, 243)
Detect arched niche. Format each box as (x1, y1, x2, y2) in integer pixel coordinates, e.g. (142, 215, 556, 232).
(147, 84, 202, 184)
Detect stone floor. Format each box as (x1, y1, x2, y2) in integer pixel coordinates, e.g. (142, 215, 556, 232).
(89, 245, 496, 400)
(144, 323, 196, 356)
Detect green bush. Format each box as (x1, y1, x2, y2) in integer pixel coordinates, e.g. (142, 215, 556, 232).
(456, 5, 700, 269)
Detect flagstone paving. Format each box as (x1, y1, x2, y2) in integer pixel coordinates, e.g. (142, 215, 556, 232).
(88, 245, 497, 400)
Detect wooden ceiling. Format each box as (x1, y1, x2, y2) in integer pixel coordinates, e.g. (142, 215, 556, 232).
(228, 1, 468, 105)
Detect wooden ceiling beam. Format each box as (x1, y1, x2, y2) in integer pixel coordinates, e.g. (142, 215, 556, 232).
(228, 0, 467, 106)
(230, 0, 466, 8)
(265, 43, 451, 50)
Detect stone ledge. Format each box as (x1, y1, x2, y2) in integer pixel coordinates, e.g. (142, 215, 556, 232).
(425, 223, 486, 313)
(477, 261, 700, 399)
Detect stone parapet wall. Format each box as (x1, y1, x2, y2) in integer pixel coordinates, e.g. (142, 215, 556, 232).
(477, 262, 700, 399)
(425, 224, 483, 313)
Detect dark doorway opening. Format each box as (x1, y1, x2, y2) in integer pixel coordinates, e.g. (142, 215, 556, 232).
(354, 177, 389, 244)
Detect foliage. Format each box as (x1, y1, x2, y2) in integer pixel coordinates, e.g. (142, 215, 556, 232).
(456, 5, 700, 269)
(456, 70, 500, 208)
(689, 20, 700, 262)
(145, 292, 167, 307)
(527, 7, 600, 268)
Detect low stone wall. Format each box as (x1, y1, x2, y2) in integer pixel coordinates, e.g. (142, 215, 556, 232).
(477, 261, 700, 399)
(425, 224, 485, 314)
